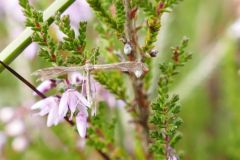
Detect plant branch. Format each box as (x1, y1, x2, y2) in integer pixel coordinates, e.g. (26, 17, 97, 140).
(122, 0, 151, 157)
(96, 149, 111, 160)
(0, 60, 46, 98)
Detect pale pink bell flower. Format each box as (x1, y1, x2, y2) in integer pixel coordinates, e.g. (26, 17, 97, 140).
(68, 72, 85, 85)
(97, 83, 126, 108)
(12, 136, 29, 152)
(33, 79, 57, 96)
(0, 107, 15, 123)
(168, 156, 178, 160)
(76, 109, 88, 138)
(59, 89, 90, 120)
(31, 96, 63, 127)
(5, 119, 25, 137)
(0, 132, 6, 152)
(55, 0, 93, 40)
(55, 0, 93, 42)
(69, 72, 126, 108)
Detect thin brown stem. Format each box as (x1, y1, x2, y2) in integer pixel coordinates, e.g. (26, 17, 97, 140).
(122, 0, 151, 158)
(123, 0, 137, 60)
(0, 60, 46, 99)
(96, 149, 111, 160)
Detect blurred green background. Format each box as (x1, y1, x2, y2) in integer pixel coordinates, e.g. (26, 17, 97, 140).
(1, 0, 240, 159)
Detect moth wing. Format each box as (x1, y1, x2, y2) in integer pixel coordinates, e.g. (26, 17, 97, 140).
(32, 67, 71, 81)
(113, 62, 149, 73)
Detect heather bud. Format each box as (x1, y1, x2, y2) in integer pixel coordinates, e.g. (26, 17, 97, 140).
(149, 49, 159, 57)
(134, 69, 143, 78)
(124, 43, 132, 55)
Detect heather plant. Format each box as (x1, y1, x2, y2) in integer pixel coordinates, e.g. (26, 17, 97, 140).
(0, 0, 192, 159)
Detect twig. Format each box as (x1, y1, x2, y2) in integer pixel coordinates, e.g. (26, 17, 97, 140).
(123, 0, 150, 131)
(0, 60, 46, 98)
(123, 0, 137, 60)
(96, 149, 111, 160)
(122, 0, 151, 157)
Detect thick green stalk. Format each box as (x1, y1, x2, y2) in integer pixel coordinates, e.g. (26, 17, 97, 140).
(0, 0, 75, 72)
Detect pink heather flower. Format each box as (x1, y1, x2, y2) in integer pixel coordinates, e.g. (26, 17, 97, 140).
(56, 0, 92, 41)
(69, 72, 97, 98)
(31, 97, 63, 127)
(33, 80, 57, 96)
(168, 156, 178, 160)
(5, 119, 25, 137)
(0, 132, 6, 152)
(102, 90, 125, 108)
(12, 136, 28, 152)
(68, 72, 85, 85)
(69, 72, 125, 108)
(59, 89, 90, 120)
(76, 137, 86, 149)
(97, 83, 125, 108)
(76, 109, 88, 138)
(0, 107, 15, 123)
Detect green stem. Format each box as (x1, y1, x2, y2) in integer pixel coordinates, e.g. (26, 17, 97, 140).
(0, 0, 75, 73)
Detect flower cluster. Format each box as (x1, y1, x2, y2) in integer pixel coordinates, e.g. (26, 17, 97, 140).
(31, 72, 124, 138)
(32, 72, 89, 138)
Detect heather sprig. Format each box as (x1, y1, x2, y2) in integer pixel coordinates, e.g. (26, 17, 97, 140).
(87, 0, 125, 35)
(160, 0, 183, 13)
(20, 1, 58, 63)
(115, 0, 126, 34)
(17, 0, 191, 159)
(56, 13, 87, 55)
(143, 17, 161, 53)
(138, 0, 157, 17)
(19, 0, 93, 66)
(140, 0, 182, 54)
(149, 37, 192, 159)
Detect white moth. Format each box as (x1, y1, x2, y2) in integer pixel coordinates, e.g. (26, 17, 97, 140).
(32, 61, 148, 108)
